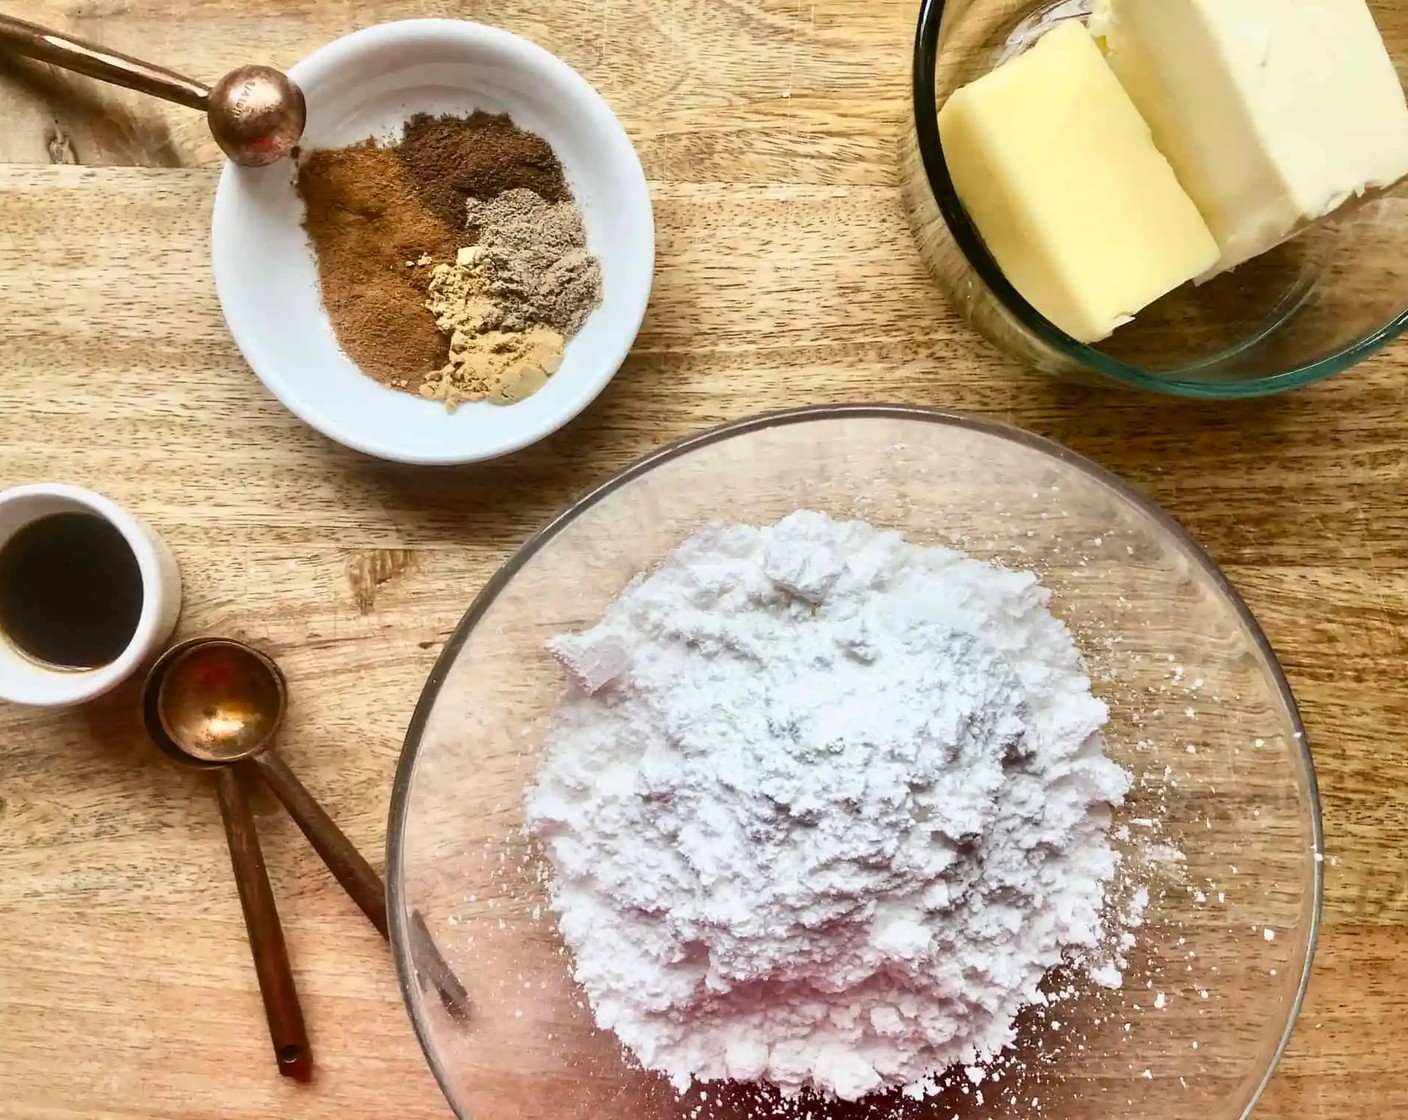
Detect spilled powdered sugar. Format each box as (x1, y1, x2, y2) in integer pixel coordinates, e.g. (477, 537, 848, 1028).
(526, 511, 1134, 1101)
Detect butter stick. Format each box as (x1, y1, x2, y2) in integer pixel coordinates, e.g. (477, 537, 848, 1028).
(1092, 0, 1408, 278)
(938, 21, 1219, 343)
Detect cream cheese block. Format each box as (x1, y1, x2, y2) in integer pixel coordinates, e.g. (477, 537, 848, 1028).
(1092, 0, 1408, 277)
(937, 21, 1219, 344)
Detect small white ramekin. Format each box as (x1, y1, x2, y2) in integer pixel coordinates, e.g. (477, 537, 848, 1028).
(0, 484, 182, 707)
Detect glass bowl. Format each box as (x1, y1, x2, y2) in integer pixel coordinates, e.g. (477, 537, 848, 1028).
(387, 406, 1323, 1120)
(902, 0, 1408, 398)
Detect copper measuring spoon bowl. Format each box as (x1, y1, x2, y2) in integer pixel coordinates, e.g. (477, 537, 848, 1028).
(155, 639, 391, 935)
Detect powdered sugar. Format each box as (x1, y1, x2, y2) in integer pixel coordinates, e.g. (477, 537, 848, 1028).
(526, 511, 1133, 1101)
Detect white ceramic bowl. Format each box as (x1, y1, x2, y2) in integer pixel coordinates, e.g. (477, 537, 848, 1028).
(211, 19, 655, 465)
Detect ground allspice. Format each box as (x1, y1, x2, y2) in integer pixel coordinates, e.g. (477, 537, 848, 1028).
(395, 111, 570, 230)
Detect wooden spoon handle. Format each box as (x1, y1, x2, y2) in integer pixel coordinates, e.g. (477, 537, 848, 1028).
(214, 765, 312, 1081)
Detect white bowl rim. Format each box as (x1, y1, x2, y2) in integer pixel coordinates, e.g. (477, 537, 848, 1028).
(210, 18, 655, 465)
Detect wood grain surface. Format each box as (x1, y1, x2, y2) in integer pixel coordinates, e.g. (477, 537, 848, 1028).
(0, 2, 1404, 1118)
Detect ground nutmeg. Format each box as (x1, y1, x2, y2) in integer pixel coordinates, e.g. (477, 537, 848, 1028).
(394, 111, 570, 231)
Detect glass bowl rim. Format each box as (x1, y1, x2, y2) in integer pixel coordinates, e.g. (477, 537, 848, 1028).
(385, 403, 1325, 1120)
(910, 0, 1408, 399)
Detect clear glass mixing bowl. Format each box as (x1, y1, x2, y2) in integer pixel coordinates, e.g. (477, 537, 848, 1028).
(903, 0, 1408, 398)
(387, 407, 1323, 1120)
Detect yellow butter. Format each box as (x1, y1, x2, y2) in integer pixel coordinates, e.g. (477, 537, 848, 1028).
(1092, 0, 1408, 278)
(937, 21, 1219, 343)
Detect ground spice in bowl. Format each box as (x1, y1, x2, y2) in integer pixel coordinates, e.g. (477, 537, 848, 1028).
(297, 143, 458, 384)
(395, 111, 571, 227)
(463, 189, 602, 336)
(296, 112, 602, 410)
(419, 188, 602, 409)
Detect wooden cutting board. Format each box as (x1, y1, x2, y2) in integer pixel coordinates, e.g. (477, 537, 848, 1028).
(0, 2, 1404, 1117)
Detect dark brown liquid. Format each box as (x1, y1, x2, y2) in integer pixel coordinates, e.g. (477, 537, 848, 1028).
(0, 512, 144, 670)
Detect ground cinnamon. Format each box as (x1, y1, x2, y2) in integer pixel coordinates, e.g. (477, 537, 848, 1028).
(395, 111, 570, 229)
(297, 143, 459, 387)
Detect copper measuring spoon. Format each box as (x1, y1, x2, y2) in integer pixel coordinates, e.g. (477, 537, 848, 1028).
(147, 639, 470, 1022)
(142, 640, 310, 1080)
(0, 13, 304, 166)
